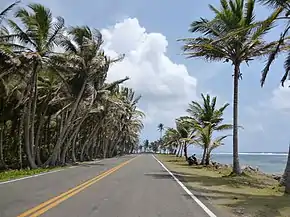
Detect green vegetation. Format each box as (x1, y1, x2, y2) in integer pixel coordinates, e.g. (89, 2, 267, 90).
(149, 0, 290, 195)
(0, 2, 144, 171)
(161, 93, 232, 165)
(157, 154, 290, 217)
(0, 167, 60, 182)
(179, 0, 282, 175)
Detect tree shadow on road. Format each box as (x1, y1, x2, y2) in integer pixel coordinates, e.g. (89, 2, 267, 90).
(145, 169, 290, 217)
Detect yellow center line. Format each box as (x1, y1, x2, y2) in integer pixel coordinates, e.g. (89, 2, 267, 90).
(17, 157, 137, 217)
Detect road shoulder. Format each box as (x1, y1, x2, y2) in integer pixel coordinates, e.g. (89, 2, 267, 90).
(156, 154, 236, 217)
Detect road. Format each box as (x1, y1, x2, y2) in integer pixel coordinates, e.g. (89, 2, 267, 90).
(0, 154, 215, 217)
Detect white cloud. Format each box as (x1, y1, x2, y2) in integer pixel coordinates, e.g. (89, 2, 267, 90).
(270, 81, 290, 112)
(101, 18, 198, 128)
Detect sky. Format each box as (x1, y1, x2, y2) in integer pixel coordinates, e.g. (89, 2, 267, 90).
(1, 0, 290, 153)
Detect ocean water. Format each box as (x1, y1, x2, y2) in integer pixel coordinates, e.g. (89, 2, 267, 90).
(188, 152, 288, 174)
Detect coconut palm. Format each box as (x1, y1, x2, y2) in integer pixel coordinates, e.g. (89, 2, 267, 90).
(5, 4, 65, 168)
(157, 123, 164, 140)
(186, 94, 232, 165)
(195, 124, 229, 165)
(257, 0, 290, 194)
(179, 0, 280, 174)
(0, 3, 144, 170)
(163, 118, 195, 160)
(163, 128, 182, 156)
(143, 139, 149, 152)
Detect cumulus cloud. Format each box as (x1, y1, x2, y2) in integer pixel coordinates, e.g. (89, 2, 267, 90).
(270, 81, 290, 112)
(101, 18, 198, 128)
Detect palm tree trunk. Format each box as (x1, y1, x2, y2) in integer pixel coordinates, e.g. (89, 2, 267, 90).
(280, 145, 290, 194)
(232, 63, 241, 175)
(30, 66, 38, 161)
(44, 79, 87, 166)
(60, 117, 86, 164)
(205, 149, 210, 165)
(23, 103, 37, 169)
(0, 121, 6, 169)
(201, 148, 206, 165)
(176, 143, 181, 157)
(183, 142, 188, 160)
(71, 133, 78, 163)
(18, 114, 24, 169)
(34, 105, 48, 166)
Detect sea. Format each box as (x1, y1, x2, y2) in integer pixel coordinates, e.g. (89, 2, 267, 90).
(188, 151, 288, 174)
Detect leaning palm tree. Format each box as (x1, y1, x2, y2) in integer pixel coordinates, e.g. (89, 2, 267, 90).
(187, 94, 232, 165)
(179, 0, 280, 174)
(194, 124, 229, 165)
(280, 145, 290, 193)
(258, 0, 290, 194)
(258, 0, 290, 86)
(46, 26, 127, 165)
(7, 4, 65, 168)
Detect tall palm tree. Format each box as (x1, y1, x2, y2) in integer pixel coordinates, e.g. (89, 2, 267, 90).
(0, 3, 145, 170)
(180, 0, 280, 174)
(157, 123, 164, 140)
(7, 4, 65, 168)
(143, 139, 149, 152)
(0, 1, 20, 169)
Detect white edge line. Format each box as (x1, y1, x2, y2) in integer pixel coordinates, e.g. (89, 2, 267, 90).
(0, 160, 103, 185)
(152, 154, 217, 217)
(0, 169, 64, 185)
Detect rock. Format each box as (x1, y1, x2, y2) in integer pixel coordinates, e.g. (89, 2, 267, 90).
(272, 174, 281, 181)
(242, 165, 260, 173)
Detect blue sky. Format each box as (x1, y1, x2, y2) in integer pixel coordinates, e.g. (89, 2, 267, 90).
(1, 0, 290, 153)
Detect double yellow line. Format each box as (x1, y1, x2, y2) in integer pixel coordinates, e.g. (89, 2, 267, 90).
(17, 157, 136, 217)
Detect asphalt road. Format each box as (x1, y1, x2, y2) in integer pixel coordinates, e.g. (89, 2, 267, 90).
(0, 155, 214, 217)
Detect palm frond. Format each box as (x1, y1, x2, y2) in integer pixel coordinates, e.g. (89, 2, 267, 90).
(260, 23, 290, 86)
(0, 1, 20, 24)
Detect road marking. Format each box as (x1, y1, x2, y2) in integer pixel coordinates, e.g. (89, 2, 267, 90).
(152, 155, 217, 217)
(17, 157, 136, 217)
(0, 160, 103, 185)
(0, 169, 64, 185)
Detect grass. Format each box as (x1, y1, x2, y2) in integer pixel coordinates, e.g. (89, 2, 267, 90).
(157, 154, 290, 217)
(0, 167, 61, 182)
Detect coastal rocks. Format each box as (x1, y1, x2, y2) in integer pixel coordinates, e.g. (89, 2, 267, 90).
(242, 165, 260, 173)
(210, 161, 231, 169)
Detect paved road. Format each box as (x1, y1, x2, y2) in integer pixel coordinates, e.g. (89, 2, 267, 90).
(0, 155, 213, 217)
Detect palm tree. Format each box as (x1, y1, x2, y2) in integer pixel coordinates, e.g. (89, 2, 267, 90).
(280, 145, 290, 193)
(258, 0, 290, 86)
(7, 4, 65, 168)
(258, 0, 290, 194)
(143, 139, 149, 152)
(0, 3, 145, 170)
(186, 94, 232, 165)
(163, 119, 195, 160)
(179, 0, 280, 174)
(138, 145, 143, 153)
(195, 125, 229, 165)
(150, 141, 159, 153)
(157, 123, 164, 139)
